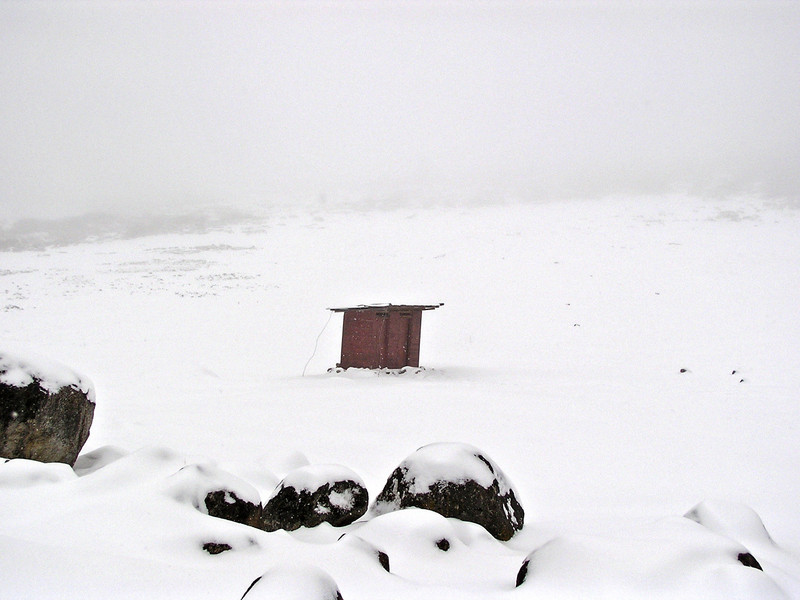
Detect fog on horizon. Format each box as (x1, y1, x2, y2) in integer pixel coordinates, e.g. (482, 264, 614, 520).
(2, 1, 799, 223)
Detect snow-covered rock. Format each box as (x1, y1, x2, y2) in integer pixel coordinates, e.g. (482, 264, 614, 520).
(356, 506, 467, 557)
(0, 349, 95, 466)
(515, 517, 787, 599)
(262, 464, 368, 531)
(241, 565, 343, 600)
(0, 349, 95, 400)
(347, 507, 522, 587)
(684, 500, 800, 596)
(336, 534, 391, 573)
(162, 462, 262, 529)
(371, 443, 524, 541)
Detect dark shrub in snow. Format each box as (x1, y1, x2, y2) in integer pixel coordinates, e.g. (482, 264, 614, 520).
(261, 464, 368, 532)
(0, 351, 95, 466)
(371, 442, 524, 541)
(241, 565, 343, 600)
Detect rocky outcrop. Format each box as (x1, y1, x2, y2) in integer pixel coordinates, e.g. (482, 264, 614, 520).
(1, 351, 95, 466)
(261, 464, 368, 532)
(371, 442, 524, 541)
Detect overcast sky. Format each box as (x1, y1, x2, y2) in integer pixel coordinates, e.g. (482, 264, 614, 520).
(2, 1, 799, 220)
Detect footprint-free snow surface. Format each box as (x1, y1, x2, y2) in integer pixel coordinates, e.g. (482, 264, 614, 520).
(1, 196, 799, 599)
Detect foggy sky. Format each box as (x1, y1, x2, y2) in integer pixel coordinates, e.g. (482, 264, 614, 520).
(2, 1, 799, 221)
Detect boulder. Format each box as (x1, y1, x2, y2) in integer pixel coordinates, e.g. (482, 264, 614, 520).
(241, 565, 343, 600)
(162, 463, 263, 529)
(205, 488, 262, 529)
(0, 350, 95, 466)
(261, 464, 368, 532)
(371, 442, 524, 541)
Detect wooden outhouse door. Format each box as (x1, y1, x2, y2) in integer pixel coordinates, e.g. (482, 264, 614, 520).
(384, 310, 411, 368)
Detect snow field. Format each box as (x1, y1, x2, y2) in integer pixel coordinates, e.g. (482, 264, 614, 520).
(1, 195, 799, 598)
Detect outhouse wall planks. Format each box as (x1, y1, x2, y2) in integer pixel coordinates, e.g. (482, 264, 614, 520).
(331, 304, 441, 369)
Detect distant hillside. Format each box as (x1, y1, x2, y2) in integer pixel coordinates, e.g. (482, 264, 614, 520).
(0, 207, 255, 251)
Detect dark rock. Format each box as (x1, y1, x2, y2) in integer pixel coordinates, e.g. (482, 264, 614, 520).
(737, 552, 762, 570)
(516, 558, 530, 587)
(435, 538, 450, 552)
(377, 549, 390, 572)
(205, 489, 263, 529)
(240, 575, 262, 599)
(371, 442, 525, 541)
(261, 465, 368, 532)
(1, 353, 95, 466)
(202, 541, 232, 555)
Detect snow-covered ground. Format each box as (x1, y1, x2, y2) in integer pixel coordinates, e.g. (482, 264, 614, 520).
(1, 195, 799, 598)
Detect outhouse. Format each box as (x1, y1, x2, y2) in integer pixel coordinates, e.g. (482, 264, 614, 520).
(328, 304, 443, 369)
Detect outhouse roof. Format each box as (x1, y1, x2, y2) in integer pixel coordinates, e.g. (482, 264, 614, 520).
(328, 303, 443, 313)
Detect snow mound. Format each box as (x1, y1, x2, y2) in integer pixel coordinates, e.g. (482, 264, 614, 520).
(242, 565, 343, 600)
(349, 507, 521, 587)
(336, 534, 392, 573)
(684, 500, 800, 596)
(355, 506, 470, 554)
(517, 517, 787, 599)
(685, 499, 774, 546)
(0, 457, 77, 488)
(162, 462, 261, 510)
(71, 446, 188, 492)
(0, 348, 95, 402)
(72, 445, 128, 476)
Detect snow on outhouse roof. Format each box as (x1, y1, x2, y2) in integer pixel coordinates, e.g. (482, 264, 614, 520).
(327, 303, 443, 312)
